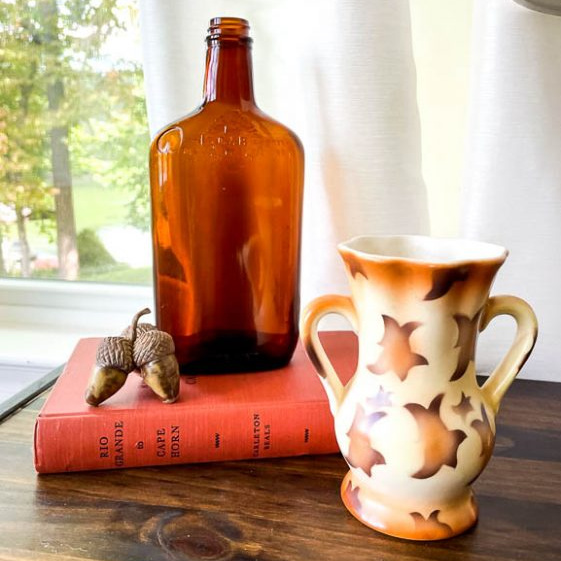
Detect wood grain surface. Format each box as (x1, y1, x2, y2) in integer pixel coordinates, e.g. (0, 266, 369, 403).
(0, 376, 560, 561)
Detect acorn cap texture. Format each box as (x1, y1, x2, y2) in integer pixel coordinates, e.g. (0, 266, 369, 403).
(96, 336, 134, 373)
(121, 322, 157, 340)
(133, 330, 175, 367)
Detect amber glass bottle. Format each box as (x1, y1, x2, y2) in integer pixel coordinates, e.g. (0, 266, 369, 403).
(150, 17, 304, 373)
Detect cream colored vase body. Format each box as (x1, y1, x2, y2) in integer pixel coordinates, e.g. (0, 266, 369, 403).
(300, 236, 538, 540)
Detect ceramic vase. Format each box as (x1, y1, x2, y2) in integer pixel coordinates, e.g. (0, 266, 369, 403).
(300, 235, 538, 540)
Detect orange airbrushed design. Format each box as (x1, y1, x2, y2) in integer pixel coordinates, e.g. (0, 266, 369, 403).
(452, 392, 474, 421)
(471, 404, 495, 469)
(300, 235, 538, 540)
(367, 316, 428, 381)
(409, 510, 453, 540)
(451, 310, 483, 381)
(340, 473, 478, 541)
(405, 394, 467, 479)
(345, 404, 386, 475)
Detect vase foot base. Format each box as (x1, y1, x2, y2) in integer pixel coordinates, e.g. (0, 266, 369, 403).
(340, 472, 478, 541)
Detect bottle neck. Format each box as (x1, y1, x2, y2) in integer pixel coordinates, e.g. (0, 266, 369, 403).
(203, 41, 256, 106)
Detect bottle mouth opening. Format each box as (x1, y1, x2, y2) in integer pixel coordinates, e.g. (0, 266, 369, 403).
(206, 17, 252, 44)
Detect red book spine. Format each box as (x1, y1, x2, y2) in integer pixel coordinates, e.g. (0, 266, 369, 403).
(34, 399, 337, 473)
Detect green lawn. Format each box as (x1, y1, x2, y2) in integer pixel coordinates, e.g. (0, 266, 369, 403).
(79, 264, 152, 284)
(73, 179, 132, 231)
(3, 179, 152, 285)
(5, 180, 133, 249)
(20, 262, 151, 285)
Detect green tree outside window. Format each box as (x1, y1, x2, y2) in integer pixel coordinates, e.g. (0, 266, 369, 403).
(0, 0, 151, 283)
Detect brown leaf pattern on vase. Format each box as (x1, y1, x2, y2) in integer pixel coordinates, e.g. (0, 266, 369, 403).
(452, 392, 474, 421)
(450, 310, 482, 381)
(367, 316, 428, 381)
(344, 480, 362, 514)
(423, 266, 469, 301)
(345, 404, 386, 476)
(345, 253, 368, 279)
(410, 510, 453, 538)
(471, 404, 495, 463)
(405, 394, 467, 479)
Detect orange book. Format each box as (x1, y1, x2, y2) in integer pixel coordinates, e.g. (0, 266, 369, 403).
(34, 332, 356, 473)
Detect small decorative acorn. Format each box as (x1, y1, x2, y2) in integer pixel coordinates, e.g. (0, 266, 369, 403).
(133, 327, 180, 404)
(85, 308, 180, 406)
(120, 320, 156, 340)
(85, 308, 150, 406)
(85, 336, 134, 406)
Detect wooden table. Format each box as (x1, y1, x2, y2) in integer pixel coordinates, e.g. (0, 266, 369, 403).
(0, 377, 560, 561)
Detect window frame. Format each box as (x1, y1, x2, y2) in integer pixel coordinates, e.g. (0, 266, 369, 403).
(0, 278, 153, 367)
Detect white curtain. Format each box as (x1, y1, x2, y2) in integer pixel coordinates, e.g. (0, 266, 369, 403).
(462, 0, 561, 381)
(139, 0, 560, 381)
(139, 0, 429, 312)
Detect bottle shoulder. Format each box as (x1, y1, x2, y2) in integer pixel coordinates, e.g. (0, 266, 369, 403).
(149, 106, 204, 152)
(251, 107, 304, 151)
(151, 103, 303, 154)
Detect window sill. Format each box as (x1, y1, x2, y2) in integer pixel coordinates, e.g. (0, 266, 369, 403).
(0, 278, 154, 368)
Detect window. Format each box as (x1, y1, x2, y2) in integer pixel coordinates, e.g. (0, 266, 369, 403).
(0, 1, 153, 406)
(0, 0, 474, 380)
(0, 0, 151, 284)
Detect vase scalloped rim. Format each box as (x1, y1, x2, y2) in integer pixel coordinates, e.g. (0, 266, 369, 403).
(338, 235, 508, 267)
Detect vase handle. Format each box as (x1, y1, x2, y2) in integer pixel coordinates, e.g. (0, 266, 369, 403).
(300, 295, 358, 415)
(480, 295, 538, 413)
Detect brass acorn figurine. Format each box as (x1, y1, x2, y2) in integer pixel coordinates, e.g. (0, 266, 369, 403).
(85, 308, 180, 406)
(85, 335, 134, 406)
(133, 328, 180, 404)
(120, 318, 156, 339)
